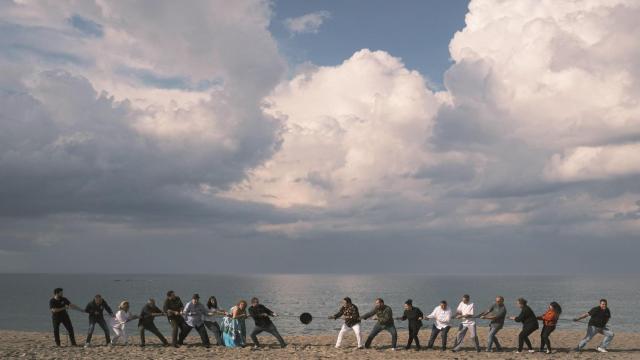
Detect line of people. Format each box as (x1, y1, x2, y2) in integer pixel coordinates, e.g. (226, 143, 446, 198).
(50, 288, 615, 353)
(327, 295, 614, 353)
(49, 288, 286, 349)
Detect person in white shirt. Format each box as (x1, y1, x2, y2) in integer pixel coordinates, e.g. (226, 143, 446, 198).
(425, 300, 452, 351)
(180, 293, 211, 348)
(111, 300, 138, 345)
(452, 294, 481, 352)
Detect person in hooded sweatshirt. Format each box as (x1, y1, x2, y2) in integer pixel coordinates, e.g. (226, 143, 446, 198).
(509, 298, 538, 353)
(396, 299, 423, 350)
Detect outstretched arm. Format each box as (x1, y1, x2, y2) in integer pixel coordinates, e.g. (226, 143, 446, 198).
(573, 312, 590, 321)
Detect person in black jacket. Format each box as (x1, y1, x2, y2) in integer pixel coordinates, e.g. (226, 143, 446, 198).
(84, 294, 113, 347)
(509, 298, 539, 353)
(248, 297, 286, 348)
(138, 298, 169, 347)
(396, 299, 423, 350)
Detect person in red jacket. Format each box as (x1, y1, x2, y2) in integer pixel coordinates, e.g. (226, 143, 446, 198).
(537, 302, 561, 354)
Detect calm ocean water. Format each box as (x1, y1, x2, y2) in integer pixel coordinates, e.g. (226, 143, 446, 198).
(0, 274, 638, 335)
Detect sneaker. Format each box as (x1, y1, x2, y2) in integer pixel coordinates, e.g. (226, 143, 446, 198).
(545, 349, 551, 354)
(528, 349, 536, 353)
(515, 350, 522, 353)
(597, 347, 608, 353)
(84, 343, 90, 349)
(391, 348, 396, 351)
(252, 345, 260, 350)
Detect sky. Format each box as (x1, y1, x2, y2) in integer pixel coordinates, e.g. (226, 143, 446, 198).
(0, 0, 639, 274)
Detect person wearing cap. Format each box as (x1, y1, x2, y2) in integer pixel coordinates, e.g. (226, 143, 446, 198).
(396, 299, 423, 350)
(362, 298, 397, 350)
(452, 294, 481, 352)
(248, 297, 286, 348)
(329, 297, 363, 349)
(180, 294, 211, 348)
(163, 290, 188, 347)
(425, 300, 452, 351)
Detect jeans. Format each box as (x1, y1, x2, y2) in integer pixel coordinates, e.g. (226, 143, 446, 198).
(407, 324, 421, 349)
(204, 321, 223, 345)
(540, 325, 555, 352)
(180, 324, 210, 346)
(336, 323, 362, 348)
(518, 325, 538, 352)
(52, 314, 77, 346)
(578, 326, 614, 350)
(250, 323, 286, 347)
(138, 322, 168, 346)
(486, 323, 503, 351)
(426, 325, 450, 350)
(453, 323, 480, 351)
(168, 316, 188, 346)
(365, 323, 397, 349)
(86, 318, 110, 345)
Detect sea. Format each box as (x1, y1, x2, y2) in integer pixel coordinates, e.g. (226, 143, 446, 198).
(1, 274, 638, 335)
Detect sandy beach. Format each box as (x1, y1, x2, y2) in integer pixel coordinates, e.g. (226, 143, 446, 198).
(1, 327, 638, 359)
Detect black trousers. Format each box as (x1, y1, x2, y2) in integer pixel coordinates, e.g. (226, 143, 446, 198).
(250, 323, 286, 347)
(86, 317, 110, 344)
(204, 321, 223, 345)
(179, 324, 210, 346)
(52, 314, 76, 346)
(139, 322, 168, 346)
(407, 325, 421, 348)
(168, 316, 188, 346)
(426, 325, 450, 350)
(540, 325, 556, 351)
(518, 325, 538, 352)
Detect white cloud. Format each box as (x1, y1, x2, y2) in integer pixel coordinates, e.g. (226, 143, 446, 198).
(545, 143, 640, 182)
(284, 10, 330, 35)
(224, 49, 440, 207)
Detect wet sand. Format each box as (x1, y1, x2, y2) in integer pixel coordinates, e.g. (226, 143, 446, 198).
(1, 327, 638, 359)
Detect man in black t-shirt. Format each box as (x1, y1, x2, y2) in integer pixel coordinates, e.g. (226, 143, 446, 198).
(49, 288, 81, 346)
(248, 297, 286, 348)
(574, 299, 614, 353)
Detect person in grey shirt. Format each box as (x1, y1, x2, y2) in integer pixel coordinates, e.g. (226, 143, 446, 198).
(479, 296, 507, 352)
(179, 294, 210, 348)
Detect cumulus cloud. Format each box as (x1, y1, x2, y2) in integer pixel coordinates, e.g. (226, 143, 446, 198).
(1, 0, 640, 273)
(224, 49, 440, 208)
(284, 10, 331, 35)
(0, 1, 288, 249)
